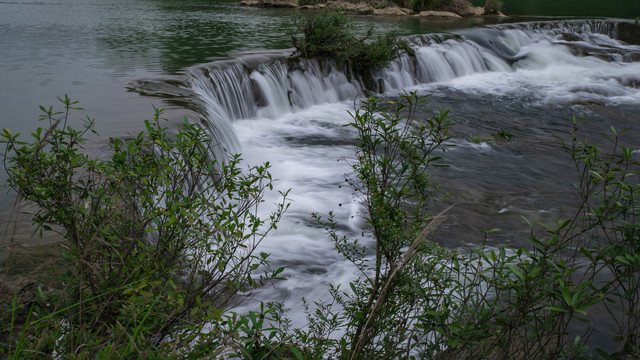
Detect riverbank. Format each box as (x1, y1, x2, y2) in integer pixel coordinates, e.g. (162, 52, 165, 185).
(0, 202, 67, 308)
(239, 0, 506, 18)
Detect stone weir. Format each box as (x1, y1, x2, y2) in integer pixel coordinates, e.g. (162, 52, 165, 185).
(128, 19, 640, 164)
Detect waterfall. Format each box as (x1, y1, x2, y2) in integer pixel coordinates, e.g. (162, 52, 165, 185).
(251, 61, 292, 119)
(180, 19, 639, 161)
(165, 19, 640, 338)
(188, 64, 254, 161)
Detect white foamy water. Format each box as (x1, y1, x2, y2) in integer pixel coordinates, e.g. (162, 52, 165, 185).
(175, 19, 640, 321)
(231, 104, 367, 322)
(416, 38, 640, 106)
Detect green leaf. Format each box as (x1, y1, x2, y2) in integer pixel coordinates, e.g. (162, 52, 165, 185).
(544, 306, 568, 313)
(290, 346, 304, 360)
(506, 264, 524, 281)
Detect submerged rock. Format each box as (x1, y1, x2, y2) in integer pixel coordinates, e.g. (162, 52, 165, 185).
(418, 10, 462, 19)
(616, 22, 640, 45)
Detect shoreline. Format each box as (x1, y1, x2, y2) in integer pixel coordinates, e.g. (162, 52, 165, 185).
(239, 0, 508, 19)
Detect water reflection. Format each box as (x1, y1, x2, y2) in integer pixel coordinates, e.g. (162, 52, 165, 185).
(96, 0, 296, 74)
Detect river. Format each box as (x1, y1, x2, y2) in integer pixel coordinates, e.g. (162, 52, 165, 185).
(2, 0, 640, 352)
(0, 0, 510, 205)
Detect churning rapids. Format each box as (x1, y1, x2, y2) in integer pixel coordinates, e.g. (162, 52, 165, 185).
(133, 19, 640, 329)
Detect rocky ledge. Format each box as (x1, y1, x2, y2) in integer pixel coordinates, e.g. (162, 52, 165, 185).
(239, 0, 506, 18)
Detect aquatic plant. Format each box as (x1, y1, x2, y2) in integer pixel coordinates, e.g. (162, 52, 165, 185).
(495, 127, 512, 140)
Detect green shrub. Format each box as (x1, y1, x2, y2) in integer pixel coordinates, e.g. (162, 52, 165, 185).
(0, 96, 289, 358)
(288, 9, 407, 75)
(303, 92, 457, 359)
(3, 95, 640, 359)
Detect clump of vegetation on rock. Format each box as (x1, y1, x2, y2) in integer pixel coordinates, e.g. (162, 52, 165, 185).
(288, 9, 406, 75)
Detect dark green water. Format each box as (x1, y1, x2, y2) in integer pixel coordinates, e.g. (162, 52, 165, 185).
(471, 0, 638, 18)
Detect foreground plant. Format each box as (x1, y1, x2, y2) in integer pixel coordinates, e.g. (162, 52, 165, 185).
(2, 94, 638, 359)
(298, 96, 639, 359)
(0, 96, 289, 358)
(295, 92, 455, 359)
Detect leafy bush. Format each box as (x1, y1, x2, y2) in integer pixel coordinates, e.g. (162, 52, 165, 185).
(288, 9, 406, 75)
(294, 96, 640, 359)
(337, 92, 453, 359)
(0, 96, 289, 358)
(298, 92, 458, 359)
(3, 95, 640, 359)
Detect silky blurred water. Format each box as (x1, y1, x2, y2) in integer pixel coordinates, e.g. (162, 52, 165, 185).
(170, 25, 640, 349)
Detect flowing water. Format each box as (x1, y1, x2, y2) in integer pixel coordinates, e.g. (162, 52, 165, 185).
(2, 0, 640, 350)
(129, 21, 640, 347)
(0, 0, 511, 206)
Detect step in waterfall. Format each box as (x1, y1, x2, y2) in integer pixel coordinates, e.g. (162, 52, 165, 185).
(145, 19, 639, 161)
